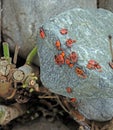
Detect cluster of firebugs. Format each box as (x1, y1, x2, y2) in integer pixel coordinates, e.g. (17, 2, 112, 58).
(39, 27, 113, 102)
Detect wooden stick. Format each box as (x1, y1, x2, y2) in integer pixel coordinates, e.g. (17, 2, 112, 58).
(108, 35, 113, 62)
(13, 44, 20, 64)
(0, 103, 26, 125)
(38, 96, 57, 99)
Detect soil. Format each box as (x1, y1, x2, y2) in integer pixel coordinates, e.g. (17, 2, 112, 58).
(12, 117, 78, 130)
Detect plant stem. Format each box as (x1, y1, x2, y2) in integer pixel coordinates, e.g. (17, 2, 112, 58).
(3, 42, 10, 59)
(108, 35, 113, 62)
(26, 46, 38, 65)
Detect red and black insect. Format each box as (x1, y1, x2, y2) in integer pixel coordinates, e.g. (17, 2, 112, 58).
(54, 53, 65, 66)
(60, 51, 65, 57)
(55, 40, 62, 50)
(39, 27, 46, 39)
(65, 52, 78, 68)
(87, 60, 102, 72)
(60, 28, 68, 35)
(66, 87, 72, 93)
(66, 38, 76, 48)
(65, 58, 71, 65)
(69, 52, 78, 63)
(65, 57, 74, 68)
(75, 67, 87, 79)
(70, 98, 77, 103)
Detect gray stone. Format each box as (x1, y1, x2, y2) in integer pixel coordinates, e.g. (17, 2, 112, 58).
(12, 117, 70, 130)
(98, 0, 113, 12)
(37, 8, 113, 121)
(2, 0, 96, 65)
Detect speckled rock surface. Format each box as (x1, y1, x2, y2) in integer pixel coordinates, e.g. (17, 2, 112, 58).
(2, 0, 96, 65)
(37, 8, 113, 121)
